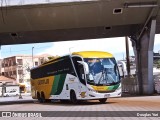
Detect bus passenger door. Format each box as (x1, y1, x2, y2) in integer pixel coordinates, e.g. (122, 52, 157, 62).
(72, 57, 88, 99)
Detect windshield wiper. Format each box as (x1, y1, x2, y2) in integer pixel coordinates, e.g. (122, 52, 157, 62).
(98, 68, 119, 85)
(98, 70, 108, 84)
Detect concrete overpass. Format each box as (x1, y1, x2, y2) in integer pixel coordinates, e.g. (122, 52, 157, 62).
(0, 0, 160, 95)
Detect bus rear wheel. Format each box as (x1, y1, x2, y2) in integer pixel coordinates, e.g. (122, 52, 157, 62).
(41, 92, 46, 103)
(37, 92, 41, 102)
(99, 98, 107, 104)
(70, 91, 78, 104)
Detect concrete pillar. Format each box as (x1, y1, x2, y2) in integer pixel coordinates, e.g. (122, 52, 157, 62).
(132, 19, 156, 95)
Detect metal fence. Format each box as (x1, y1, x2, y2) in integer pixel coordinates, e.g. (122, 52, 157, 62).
(122, 75, 160, 95)
(121, 77, 139, 95)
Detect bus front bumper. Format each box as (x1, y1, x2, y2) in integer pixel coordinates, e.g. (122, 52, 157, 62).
(85, 88, 122, 100)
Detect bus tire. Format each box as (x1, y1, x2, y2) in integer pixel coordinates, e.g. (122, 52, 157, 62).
(37, 92, 42, 102)
(70, 90, 78, 104)
(99, 98, 107, 104)
(41, 92, 46, 103)
(45, 99, 51, 102)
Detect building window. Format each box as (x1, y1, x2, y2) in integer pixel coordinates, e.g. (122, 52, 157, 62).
(18, 70, 23, 75)
(35, 62, 38, 66)
(2, 63, 4, 67)
(5, 72, 8, 77)
(9, 71, 12, 76)
(9, 60, 12, 66)
(13, 61, 16, 66)
(5, 63, 8, 67)
(17, 59, 23, 65)
(13, 71, 16, 75)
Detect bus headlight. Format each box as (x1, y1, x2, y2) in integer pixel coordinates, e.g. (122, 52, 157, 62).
(88, 88, 97, 93)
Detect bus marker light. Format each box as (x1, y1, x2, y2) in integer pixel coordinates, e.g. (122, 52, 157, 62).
(80, 92, 86, 98)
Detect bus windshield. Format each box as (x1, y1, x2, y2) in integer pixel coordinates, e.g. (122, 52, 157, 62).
(84, 58, 120, 85)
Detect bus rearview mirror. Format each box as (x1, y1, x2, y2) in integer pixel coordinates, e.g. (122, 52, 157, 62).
(77, 61, 89, 74)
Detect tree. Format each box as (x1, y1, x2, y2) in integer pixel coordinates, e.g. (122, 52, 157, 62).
(157, 60, 160, 69)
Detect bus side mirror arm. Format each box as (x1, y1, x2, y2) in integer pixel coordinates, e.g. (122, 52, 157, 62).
(77, 61, 89, 74)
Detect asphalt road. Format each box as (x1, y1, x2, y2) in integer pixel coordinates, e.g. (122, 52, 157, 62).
(0, 95, 160, 120)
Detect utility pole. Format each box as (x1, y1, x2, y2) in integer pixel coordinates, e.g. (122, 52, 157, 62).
(32, 47, 34, 68)
(125, 36, 131, 77)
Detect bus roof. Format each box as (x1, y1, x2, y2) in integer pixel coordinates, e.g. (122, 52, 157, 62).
(31, 51, 114, 70)
(72, 51, 114, 58)
(32, 55, 68, 70)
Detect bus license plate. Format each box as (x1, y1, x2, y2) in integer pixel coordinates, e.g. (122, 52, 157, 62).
(104, 94, 110, 98)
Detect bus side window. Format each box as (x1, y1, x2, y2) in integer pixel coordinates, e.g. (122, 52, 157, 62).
(78, 64, 85, 80)
(72, 57, 86, 85)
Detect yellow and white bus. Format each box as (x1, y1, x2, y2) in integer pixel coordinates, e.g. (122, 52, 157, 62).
(30, 51, 121, 104)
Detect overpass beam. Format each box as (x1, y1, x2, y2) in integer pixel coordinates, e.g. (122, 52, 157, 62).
(131, 19, 156, 95)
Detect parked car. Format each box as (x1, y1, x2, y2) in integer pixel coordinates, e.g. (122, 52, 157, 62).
(155, 76, 160, 94)
(4, 90, 20, 97)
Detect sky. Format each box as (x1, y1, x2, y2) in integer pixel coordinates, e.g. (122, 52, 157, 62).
(0, 0, 159, 60)
(0, 34, 160, 60)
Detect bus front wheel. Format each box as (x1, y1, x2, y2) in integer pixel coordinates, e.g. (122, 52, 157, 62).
(99, 98, 107, 104)
(70, 91, 78, 104)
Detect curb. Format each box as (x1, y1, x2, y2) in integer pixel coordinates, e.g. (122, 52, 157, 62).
(0, 100, 35, 105)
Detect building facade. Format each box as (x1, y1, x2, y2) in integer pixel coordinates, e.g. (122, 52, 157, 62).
(154, 52, 160, 61)
(1, 54, 51, 84)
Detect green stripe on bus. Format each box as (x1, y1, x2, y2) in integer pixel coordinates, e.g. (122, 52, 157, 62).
(107, 84, 120, 91)
(54, 74, 66, 95)
(108, 86, 114, 91)
(50, 75, 60, 95)
(113, 84, 120, 90)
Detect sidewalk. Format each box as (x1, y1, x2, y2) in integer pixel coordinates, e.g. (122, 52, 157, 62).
(0, 94, 35, 105)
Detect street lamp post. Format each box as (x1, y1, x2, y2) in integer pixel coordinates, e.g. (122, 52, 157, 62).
(69, 47, 74, 55)
(125, 36, 131, 77)
(32, 47, 34, 68)
(19, 85, 23, 99)
(2, 83, 5, 97)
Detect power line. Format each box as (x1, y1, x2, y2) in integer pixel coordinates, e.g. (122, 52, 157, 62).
(0, 45, 51, 53)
